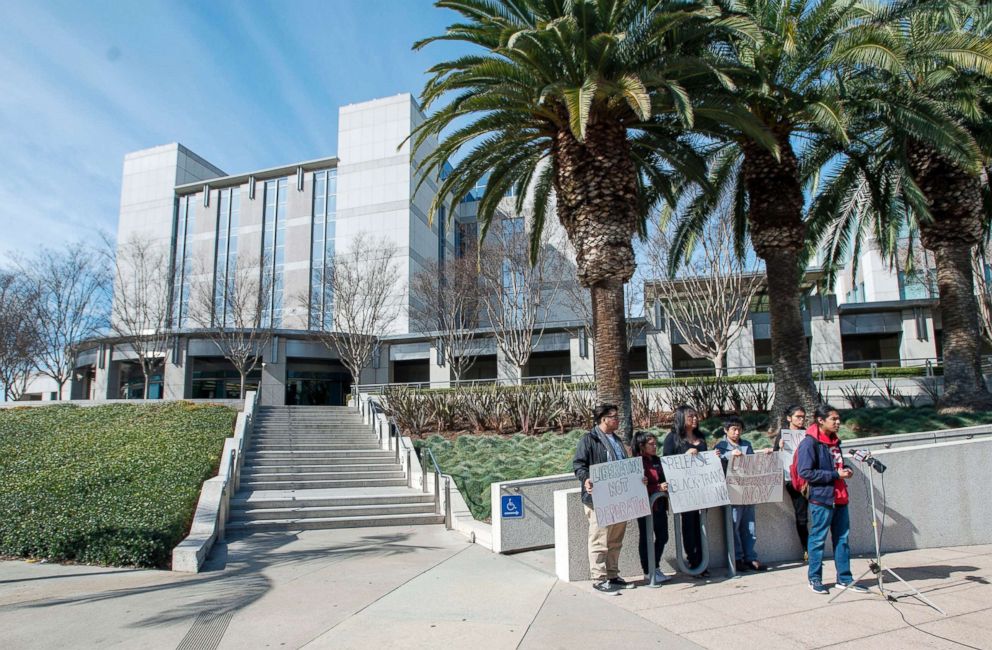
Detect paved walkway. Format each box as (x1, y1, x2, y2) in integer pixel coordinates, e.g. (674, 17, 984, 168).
(1, 527, 989, 649)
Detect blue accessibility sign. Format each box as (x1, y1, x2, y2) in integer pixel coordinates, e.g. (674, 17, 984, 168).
(501, 494, 524, 519)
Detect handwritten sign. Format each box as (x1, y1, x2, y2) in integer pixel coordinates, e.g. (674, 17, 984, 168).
(590, 457, 651, 526)
(779, 430, 804, 473)
(661, 453, 730, 514)
(726, 453, 783, 505)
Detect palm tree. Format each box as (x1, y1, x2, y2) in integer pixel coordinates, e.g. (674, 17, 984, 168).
(809, 0, 992, 410)
(668, 0, 864, 420)
(410, 0, 767, 437)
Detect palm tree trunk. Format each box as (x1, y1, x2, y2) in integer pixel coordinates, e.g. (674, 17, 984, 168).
(909, 142, 992, 410)
(591, 279, 633, 440)
(552, 116, 640, 441)
(930, 242, 989, 408)
(742, 135, 818, 421)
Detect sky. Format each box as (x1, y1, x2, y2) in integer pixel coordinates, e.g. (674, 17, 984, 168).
(0, 0, 468, 256)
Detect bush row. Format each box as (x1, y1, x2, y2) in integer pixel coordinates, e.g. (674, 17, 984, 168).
(0, 402, 235, 567)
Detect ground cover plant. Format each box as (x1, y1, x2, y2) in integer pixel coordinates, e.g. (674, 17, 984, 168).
(0, 402, 235, 568)
(422, 407, 991, 521)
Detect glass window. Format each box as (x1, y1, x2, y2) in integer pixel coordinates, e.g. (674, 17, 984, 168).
(309, 169, 338, 329)
(171, 195, 197, 327)
(262, 178, 288, 327)
(213, 187, 240, 326)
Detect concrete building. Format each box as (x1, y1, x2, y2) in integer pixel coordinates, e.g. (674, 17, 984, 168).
(48, 93, 953, 405)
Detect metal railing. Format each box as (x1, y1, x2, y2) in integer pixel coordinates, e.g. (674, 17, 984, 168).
(356, 355, 948, 394)
(422, 446, 451, 529)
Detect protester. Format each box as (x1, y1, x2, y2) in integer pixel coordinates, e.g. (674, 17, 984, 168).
(798, 404, 868, 595)
(662, 405, 719, 578)
(716, 416, 770, 572)
(573, 403, 635, 594)
(631, 431, 671, 584)
(772, 404, 810, 561)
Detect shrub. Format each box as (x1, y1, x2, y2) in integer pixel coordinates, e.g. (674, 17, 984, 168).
(0, 402, 235, 568)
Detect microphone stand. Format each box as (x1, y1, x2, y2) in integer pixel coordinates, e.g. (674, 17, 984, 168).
(828, 455, 944, 615)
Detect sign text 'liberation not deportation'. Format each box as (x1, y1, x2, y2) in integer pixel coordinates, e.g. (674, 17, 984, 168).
(661, 453, 730, 513)
(590, 457, 651, 526)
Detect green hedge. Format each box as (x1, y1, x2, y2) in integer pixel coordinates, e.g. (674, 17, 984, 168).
(0, 402, 236, 568)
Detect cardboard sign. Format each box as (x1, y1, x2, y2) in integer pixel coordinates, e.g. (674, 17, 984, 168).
(726, 452, 783, 505)
(590, 457, 651, 526)
(661, 453, 730, 514)
(779, 430, 804, 473)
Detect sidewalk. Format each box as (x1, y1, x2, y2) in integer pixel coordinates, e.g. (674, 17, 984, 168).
(1, 526, 989, 649)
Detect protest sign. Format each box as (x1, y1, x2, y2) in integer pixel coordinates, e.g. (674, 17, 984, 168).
(779, 429, 804, 472)
(661, 453, 730, 514)
(726, 452, 783, 505)
(590, 457, 651, 526)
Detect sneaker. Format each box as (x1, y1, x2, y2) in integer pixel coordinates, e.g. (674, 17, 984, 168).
(593, 580, 620, 595)
(803, 551, 809, 564)
(809, 581, 830, 595)
(836, 581, 869, 593)
(643, 569, 672, 584)
(609, 576, 636, 590)
(736, 560, 752, 572)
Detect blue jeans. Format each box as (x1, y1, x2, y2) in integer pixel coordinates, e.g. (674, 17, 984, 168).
(731, 505, 756, 562)
(808, 503, 852, 585)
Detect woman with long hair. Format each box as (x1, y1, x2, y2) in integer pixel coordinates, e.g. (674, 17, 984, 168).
(632, 431, 671, 584)
(662, 405, 719, 577)
(773, 405, 810, 561)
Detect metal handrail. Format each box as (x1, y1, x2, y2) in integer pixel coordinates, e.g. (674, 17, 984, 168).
(422, 445, 451, 530)
(671, 504, 710, 577)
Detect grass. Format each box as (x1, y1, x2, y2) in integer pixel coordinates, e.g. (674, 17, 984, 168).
(0, 402, 236, 568)
(422, 406, 992, 521)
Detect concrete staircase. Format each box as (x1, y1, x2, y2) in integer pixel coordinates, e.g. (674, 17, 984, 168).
(228, 405, 443, 533)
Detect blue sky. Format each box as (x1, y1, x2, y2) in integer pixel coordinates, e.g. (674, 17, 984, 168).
(0, 0, 467, 254)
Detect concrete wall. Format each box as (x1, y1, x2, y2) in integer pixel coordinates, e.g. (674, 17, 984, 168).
(552, 438, 992, 581)
(492, 474, 576, 553)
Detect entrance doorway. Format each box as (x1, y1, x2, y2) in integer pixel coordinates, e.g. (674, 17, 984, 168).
(285, 361, 351, 406)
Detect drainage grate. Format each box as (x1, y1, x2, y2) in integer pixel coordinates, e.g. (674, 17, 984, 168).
(175, 610, 235, 650)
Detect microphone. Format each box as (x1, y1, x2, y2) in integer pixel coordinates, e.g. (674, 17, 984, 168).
(849, 448, 871, 462)
(849, 448, 886, 473)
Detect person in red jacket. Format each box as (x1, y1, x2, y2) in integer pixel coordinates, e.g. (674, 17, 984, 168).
(632, 431, 671, 584)
(797, 404, 868, 595)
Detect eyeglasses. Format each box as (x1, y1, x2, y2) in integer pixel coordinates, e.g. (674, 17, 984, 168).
(603, 414, 619, 420)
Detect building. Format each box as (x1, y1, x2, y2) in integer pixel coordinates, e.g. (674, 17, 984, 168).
(48, 93, 953, 405)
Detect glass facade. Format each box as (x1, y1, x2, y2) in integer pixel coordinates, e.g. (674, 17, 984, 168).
(262, 178, 288, 327)
(171, 195, 196, 327)
(309, 169, 337, 329)
(898, 270, 937, 300)
(213, 188, 240, 326)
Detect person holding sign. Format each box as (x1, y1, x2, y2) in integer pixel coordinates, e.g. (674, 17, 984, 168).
(772, 405, 810, 562)
(632, 432, 671, 585)
(662, 405, 720, 578)
(573, 404, 635, 595)
(798, 404, 867, 595)
(716, 417, 771, 572)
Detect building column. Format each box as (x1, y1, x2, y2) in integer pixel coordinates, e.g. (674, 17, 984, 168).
(260, 336, 287, 406)
(569, 330, 594, 381)
(899, 307, 937, 366)
(92, 346, 121, 399)
(359, 343, 390, 387)
(726, 320, 756, 375)
(646, 329, 673, 379)
(497, 346, 522, 385)
(162, 338, 189, 400)
(429, 343, 451, 388)
(809, 295, 843, 371)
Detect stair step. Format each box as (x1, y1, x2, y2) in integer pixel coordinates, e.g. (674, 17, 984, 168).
(231, 502, 437, 521)
(226, 512, 445, 532)
(239, 478, 409, 490)
(231, 493, 434, 509)
(251, 444, 383, 450)
(244, 461, 398, 471)
(243, 467, 403, 478)
(247, 451, 392, 460)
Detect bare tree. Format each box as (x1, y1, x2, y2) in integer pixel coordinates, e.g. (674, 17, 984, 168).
(409, 246, 483, 381)
(110, 237, 172, 399)
(560, 264, 647, 354)
(189, 254, 274, 398)
(0, 272, 40, 401)
(16, 243, 110, 399)
(302, 233, 402, 391)
(646, 216, 763, 375)
(478, 215, 566, 383)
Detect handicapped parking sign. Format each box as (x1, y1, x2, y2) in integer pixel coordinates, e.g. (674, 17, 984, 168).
(501, 494, 524, 519)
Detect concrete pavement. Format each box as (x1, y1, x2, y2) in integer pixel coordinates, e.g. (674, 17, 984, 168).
(0, 526, 989, 649)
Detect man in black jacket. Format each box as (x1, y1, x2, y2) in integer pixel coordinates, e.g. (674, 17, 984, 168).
(573, 403, 634, 595)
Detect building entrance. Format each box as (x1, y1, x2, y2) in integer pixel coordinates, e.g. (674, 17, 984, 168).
(285, 362, 351, 406)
